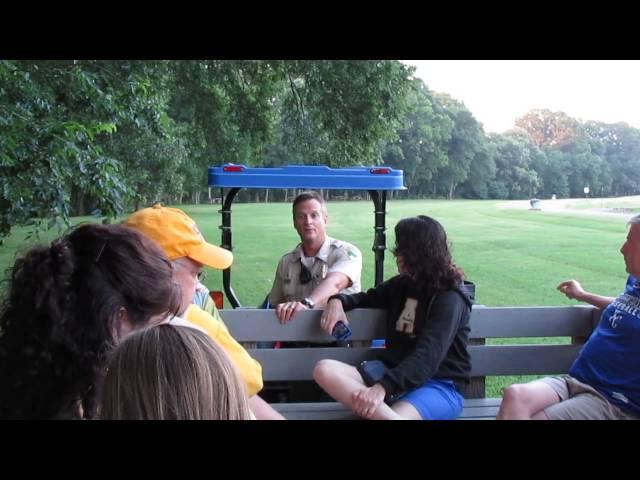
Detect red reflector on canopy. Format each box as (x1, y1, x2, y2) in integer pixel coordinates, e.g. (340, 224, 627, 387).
(370, 167, 391, 174)
(223, 165, 245, 172)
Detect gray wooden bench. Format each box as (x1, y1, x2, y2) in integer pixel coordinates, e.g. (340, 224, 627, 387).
(221, 305, 600, 420)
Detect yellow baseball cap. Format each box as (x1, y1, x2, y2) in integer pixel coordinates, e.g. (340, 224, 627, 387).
(124, 204, 233, 270)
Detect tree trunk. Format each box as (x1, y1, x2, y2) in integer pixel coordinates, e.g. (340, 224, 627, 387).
(70, 185, 86, 216)
(75, 191, 85, 216)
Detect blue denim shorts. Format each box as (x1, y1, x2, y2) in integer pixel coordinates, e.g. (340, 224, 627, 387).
(397, 378, 464, 420)
(360, 360, 463, 420)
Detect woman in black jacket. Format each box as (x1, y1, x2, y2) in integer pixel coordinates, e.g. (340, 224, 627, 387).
(314, 215, 474, 420)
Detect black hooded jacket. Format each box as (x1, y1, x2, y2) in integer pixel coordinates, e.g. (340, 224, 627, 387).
(330, 275, 475, 399)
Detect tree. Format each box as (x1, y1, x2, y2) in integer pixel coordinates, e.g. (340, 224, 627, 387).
(1, 60, 415, 237)
(381, 80, 453, 197)
(488, 131, 541, 199)
(458, 141, 496, 199)
(0, 60, 137, 237)
(434, 94, 487, 199)
(536, 149, 570, 198)
(274, 60, 413, 166)
(583, 121, 640, 196)
(515, 109, 580, 149)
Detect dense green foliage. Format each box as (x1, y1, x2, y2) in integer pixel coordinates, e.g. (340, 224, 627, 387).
(0, 60, 413, 236)
(2, 60, 640, 238)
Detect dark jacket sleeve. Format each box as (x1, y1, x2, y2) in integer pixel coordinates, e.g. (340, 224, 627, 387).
(378, 290, 469, 398)
(329, 276, 401, 312)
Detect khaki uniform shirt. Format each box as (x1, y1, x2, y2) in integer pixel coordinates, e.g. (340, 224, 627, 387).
(268, 237, 362, 305)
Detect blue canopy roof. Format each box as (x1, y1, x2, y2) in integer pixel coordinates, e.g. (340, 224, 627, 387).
(208, 164, 406, 190)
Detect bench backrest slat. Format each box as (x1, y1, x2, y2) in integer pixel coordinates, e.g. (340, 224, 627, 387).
(221, 308, 386, 341)
(221, 306, 599, 341)
(247, 344, 586, 381)
(219, 306, 599, 398)
(469, 306, 597, 337)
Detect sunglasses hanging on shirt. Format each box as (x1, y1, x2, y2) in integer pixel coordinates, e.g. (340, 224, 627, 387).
(299, 263, 313, 284)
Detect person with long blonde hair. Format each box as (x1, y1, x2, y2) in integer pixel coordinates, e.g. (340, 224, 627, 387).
(100, 324, 252, 420)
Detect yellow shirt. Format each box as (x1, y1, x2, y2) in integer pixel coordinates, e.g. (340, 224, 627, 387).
(185, 304, 263, 396)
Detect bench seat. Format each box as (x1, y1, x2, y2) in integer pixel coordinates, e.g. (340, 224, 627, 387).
(271, 397, 503, 420)
(221, 306, 600, 420)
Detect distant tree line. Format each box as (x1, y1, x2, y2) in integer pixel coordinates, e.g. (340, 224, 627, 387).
(384, 85, 640, 201)
(2, 60, 639, 237)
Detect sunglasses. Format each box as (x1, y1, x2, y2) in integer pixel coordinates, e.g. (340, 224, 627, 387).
(299, 264, 313, 284)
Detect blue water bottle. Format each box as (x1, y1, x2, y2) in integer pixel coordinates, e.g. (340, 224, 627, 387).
(332, 321, 352, 341)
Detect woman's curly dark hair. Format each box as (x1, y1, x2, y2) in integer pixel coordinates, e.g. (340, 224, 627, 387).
(393, 215, 464, 296)
(0, 223, 182, 419)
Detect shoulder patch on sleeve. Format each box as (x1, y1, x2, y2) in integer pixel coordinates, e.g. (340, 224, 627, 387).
(347, 248, 358, 259)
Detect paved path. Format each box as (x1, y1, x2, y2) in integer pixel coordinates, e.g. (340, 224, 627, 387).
(499, 199, 636, 221)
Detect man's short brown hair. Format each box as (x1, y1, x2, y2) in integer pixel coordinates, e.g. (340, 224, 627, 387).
(292, 191, 326, 215)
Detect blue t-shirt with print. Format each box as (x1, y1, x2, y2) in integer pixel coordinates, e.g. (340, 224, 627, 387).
(570, 275, 640, 415)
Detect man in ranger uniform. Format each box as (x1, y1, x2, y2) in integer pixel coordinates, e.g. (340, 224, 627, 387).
(268, 191, 362, 323)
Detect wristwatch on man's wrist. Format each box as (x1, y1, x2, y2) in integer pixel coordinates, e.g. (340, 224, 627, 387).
(301, 297, 315, 309)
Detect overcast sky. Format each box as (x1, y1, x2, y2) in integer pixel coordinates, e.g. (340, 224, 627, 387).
(402, 60, 640, 134)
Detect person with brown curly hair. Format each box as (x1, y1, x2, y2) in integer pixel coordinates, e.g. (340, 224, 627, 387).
(0, 223, 181, 419)
(314, 215, 475, 420)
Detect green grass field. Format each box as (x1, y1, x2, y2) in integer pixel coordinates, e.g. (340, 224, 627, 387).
(179, 199, 629, 308)
(0, 198, 633, 398)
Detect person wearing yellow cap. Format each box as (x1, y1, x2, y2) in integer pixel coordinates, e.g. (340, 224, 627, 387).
(125, 203, 285, 420)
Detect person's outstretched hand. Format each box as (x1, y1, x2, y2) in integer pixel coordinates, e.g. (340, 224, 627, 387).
(557, 279, 585, 301)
